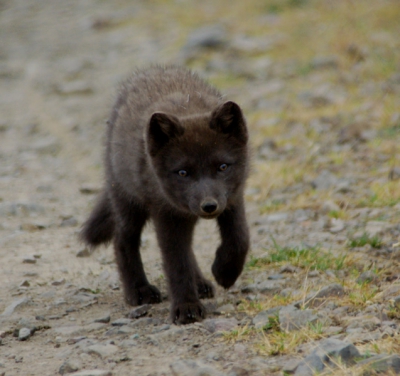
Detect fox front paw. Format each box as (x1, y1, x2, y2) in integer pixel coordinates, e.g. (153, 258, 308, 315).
(171, 302, 206, 324)
(211, 256, 243, 289)
(124, 284, 162, 306)
(197, 278, 215, 299)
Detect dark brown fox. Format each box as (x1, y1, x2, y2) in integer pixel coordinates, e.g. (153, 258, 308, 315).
(81, 66, 250, 324)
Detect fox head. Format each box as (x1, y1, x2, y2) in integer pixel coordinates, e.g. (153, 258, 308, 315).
(145, 101, 249, 218)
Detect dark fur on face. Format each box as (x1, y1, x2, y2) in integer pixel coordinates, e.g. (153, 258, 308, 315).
(81, 66, 250, 324)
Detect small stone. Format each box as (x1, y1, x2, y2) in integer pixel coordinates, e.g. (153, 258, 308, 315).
(19, 280, 30, 287)
(252, 307, 281, 329)
(356, 271, 378, 284)
(76, 248, 91, 257)
(184, 24, 227, 49)
(257, 280, 283, 295)
(214, 303, 235, 314)
(59, 359, 81, 375)
(310, 55, 339, 70)
(79, 184, 101, 194)
(18, 328, 31, 341)
(279, 307, 318, 332)
(111, 318, 132, 326)
(84, 344, 119, 358)
(127, 304, 150, 319)
(170, 359, 223, 376)
(365, 221, 392, 237)
(358, 354, 400, 375)
(320, 200, 340, 215)
(329, 218, 345, 233)
(60, 217, 78, 227)
(202, 318, 238, 333)
(71, 371, 112, 376)
(23, 256, 37, 264)
(282, 358, 301, 374)
(94, 314, 111, 324)
(52, 278, 66, 286)
(280, 264, 299, 273)
(389, 167, 400, 181)
(299, 283, 345, 308)
(20, 222, 48, 231)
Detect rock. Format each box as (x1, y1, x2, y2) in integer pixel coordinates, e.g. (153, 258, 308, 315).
(282, 359, 301, 374)
(22, 256, 37, 264)
(374, 284, 400, 300)
(18, 328, 32, 341)
(76, 248, 92, 257)
(279, 306, 318, 332)
(311, 170, 339, 190)
(52, 278, 66, 286)
(310, 55, 339, 70)
(1, 297, 30, 316)
(295, 338, 360, 375)
(0, 202, 45, 217)
(345, 330, 382, 344)
(129, 317, 160, 328)
(170, 359, 223, 376)
(214, 303, 235, 314)
(320, 200, 340, 214)
(84, 344, 119, 358)
(389, 167, 400, 181)
(71, 371, 112, 376)
(60, 216, 78, 227)
(127, 304, 150, 319)
(252, 307, 281, 329)
(111, 318, 132, 326)
(59, 359, 81, 374)
(392, 295, 400, 309)
(228, 365, 250, 376)
(94, 314, 111, 324)
(257, 280, 284, 295)
(202, 318, 238, 333)
(298, 283, 345, 308)
(356, 271, 378, 284)
(20, 222, 48, 231)
(329, 218, 345, 233)
(365, 221, 392, 237)
(280, 264, 300, 273)
(358, 354, 400, 375)
(79, 184, 101, 194)
(184, 24, 227, 49)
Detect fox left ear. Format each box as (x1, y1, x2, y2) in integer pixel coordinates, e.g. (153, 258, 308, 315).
(210, 101, 248, 143)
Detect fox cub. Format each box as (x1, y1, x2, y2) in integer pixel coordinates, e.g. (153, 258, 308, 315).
(81, 66, 249, 324)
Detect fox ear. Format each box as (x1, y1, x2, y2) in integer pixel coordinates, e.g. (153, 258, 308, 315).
(210, 101, 248, 143)
(147, 112, 184, 156)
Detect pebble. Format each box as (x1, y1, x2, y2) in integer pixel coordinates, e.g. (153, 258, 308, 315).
(298, 283, 345, 308)
(70, 371, 112, 376)
(202, 318, 238, 333)
(84, 344, 119, 358)
(22, 256, 37, 264)
(358, 354, 400, 374)
(59, 359, 81, 375)
(79, 184, 101, 194)
(356, 270, 378, 284)
(184, 24, 227, 49)
(18, 328, 31, 341)
(76, 248, 92, 257)
(279, 306, 318, 332)
(111, 318, 132, 327)
(94, 314, 111, 324)
(127, 304, 150, 319)
(170, 359, 223, 376)
(252, 307, 281, 329)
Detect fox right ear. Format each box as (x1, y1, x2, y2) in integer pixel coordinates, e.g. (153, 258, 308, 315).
(147, 112, 184, 156)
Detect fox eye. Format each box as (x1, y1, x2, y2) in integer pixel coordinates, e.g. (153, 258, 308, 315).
(178, 170, 188, 177)
(218, 163, 228, 171)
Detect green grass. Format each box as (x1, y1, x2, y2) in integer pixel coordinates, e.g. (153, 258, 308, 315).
(247, 239, 348, 271)
(348, 233, 382, 249)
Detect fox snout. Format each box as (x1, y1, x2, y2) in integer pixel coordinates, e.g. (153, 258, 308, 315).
(200, 199, 218, 215)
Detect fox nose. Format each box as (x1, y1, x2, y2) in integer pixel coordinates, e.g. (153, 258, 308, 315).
(201, 200, 218, 214)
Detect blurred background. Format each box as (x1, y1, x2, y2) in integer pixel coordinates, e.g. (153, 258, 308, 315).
(1, 0, 399, 214)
